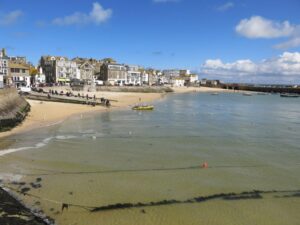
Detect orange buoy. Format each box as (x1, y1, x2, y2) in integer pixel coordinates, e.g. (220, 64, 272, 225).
(201, 162, 208, 169)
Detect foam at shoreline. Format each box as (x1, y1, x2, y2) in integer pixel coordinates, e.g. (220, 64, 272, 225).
(0, 135, 78, 157)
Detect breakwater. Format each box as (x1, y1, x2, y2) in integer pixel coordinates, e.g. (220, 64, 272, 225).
(93, 86, 174, 93)
(0, 88, 30, 132)
(219, 84, 300, 93)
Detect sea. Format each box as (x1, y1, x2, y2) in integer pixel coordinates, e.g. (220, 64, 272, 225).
(0, 92, 300, 225)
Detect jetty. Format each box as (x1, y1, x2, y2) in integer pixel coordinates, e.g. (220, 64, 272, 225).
(25, 89, 114, 107)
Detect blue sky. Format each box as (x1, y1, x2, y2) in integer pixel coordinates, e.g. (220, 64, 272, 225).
(1, 0, 300, 83)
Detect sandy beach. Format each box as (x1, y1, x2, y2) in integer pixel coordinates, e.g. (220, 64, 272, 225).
(0, 90, 164, 139)
(0, 86, 235, 139)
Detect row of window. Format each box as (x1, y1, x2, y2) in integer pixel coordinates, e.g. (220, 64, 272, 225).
(11, 68, 27, 73)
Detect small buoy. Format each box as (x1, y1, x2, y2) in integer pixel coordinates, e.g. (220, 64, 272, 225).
(129, 131, 132, 135)
(201, 162, 208, 169)
(92, 136, 96, 140)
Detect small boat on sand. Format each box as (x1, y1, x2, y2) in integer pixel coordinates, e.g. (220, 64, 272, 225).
(132, 105, 154, 110)
(280, 93, 300, 98)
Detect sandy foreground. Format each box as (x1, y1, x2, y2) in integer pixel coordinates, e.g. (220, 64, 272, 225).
(0, 86, 234, 139)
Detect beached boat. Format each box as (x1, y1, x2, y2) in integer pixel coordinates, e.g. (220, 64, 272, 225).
(211, 92, 219, 95)
(243, 93, 253, 96)
(280, 93, 300, 98)
(132, 105, 154, 110)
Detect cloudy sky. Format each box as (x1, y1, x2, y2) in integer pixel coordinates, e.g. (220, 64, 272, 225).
(0, 0, 300, 83)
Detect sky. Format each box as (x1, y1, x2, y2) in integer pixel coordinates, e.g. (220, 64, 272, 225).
(1, 0, 300, 83)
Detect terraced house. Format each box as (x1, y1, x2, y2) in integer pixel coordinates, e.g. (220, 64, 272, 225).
(72, 57, 103, 84)
(100, 63, 127, 86)
(8, 62, 30, 88)
(40, 56, 80, 84)
(0, 49, 9, 88)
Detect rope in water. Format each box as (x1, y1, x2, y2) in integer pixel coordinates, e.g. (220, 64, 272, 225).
(0, 164, 273, 177)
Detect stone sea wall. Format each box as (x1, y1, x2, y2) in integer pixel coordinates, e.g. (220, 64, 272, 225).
(0, 88, 30, 132)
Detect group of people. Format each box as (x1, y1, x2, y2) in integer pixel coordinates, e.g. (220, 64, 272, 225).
(45, 89, 110, 107)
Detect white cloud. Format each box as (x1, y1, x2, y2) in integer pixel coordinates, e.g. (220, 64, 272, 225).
(217, 2, 234, 11)
(0, 10, 23, 26)
(235, 16, 300, 50)
(236, 16, 294, 39)
(52, 2, 112, 26)
(201, 52, 300, 83)
(153, 0, 180, 3)
(274, 37, 300, 50)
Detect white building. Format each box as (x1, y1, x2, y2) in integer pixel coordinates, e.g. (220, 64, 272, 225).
(126, 65, 141, 85)
(141, 71, 149, 84)
(40, 56, 79, 84)
(0, 48, 9, 87)
(56, 57, 79, 83)
(0, 73, 3, 88)
(172, 77, 185, 87)
(189, 74, 198, 83)
(34, 67, 46, 86)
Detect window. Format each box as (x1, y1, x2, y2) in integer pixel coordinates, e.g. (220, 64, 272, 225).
(22, 69, 26, 73)
(12, 68, 20, 73)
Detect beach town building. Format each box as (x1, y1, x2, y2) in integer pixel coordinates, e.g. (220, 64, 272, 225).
(100, 63, 127, 85)
(199, 79, 220, 86)
(182, 74, 199, 86)
(0, 72, 3, 88)
(8, 62, 30, 87)
(163, 69, 181, 83)
(126, 65, 141, 85)
(40, 56, 79, 84)
(33, 67, 46, 86)
(9, 56, 27, 64)
(180, 69, 191, 76)
(78, 61, 95, 84)
(163, 69, 181, 77)
(189, 74, 199, 83)
(141, 71, 149, 85)
(0, 48, 9, 86)
(171, 77, 185, 87)
(72, 57, 103, 83)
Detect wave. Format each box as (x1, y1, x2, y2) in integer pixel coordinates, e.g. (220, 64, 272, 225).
(0, 135, 78, 157)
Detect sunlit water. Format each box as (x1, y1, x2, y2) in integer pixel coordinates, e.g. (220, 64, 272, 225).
(0, 92, 300, 225)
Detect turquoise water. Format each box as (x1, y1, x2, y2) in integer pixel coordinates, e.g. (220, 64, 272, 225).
(0, 92, 300, 225)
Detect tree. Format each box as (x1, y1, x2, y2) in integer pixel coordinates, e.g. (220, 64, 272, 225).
(102, 58, 116, 64)
(29, 67, 38, 76)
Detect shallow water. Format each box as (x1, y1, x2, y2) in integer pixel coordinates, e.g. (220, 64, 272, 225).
(0, 92, 300, 225)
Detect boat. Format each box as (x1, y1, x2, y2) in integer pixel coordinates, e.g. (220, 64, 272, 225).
(211, 92, 219, 96)
(257, 92, 267, 95)
(132, 105, 154, 110)
(280, 93, 300, 98)
(243, 93, 253, 96)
